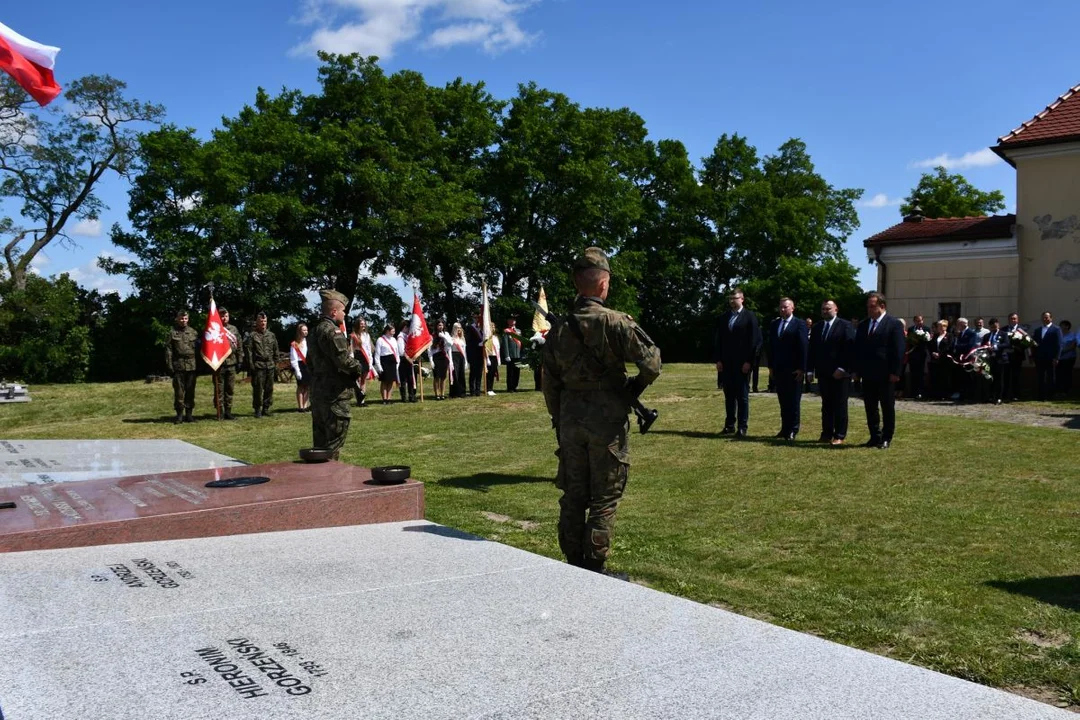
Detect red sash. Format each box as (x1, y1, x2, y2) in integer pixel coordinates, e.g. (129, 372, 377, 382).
(290, 341, 306, 363)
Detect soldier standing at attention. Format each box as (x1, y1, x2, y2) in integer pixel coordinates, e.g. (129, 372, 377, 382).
(218, 307, 241, 420)
(542, 247, 662, 577)
(165, 309, 199, 424)
(244, 311, 279, 418)
(309, 290, 363, 460)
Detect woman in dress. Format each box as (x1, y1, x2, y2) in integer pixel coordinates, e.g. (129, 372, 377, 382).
(485, 321, 501, 396)
(372, 325, 399, 405)
(449, 322, 468, 398)
(289, 323, 310, 412)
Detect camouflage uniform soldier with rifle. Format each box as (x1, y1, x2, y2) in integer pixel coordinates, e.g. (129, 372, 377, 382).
(542, 247, 662, 577)
(309, 289, 363, 460)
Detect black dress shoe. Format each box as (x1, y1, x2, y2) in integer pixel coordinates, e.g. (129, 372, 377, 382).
(735, 429, 748, 439)
(721, 427, 736, 435)
(878, 441, 891, 450)
(775, 431, 787, 439)
(254, 410, 263, 418)
(817, 434, 831, 443)
(786, 433, 797, 442)
(862, 439, 881, 448)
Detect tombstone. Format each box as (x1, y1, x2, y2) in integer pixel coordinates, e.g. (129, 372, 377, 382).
(0, 381, 30, 403)
(0, 521, 1068, 719)
(0, 460, 424, 552)
(0, 439, 246, 488)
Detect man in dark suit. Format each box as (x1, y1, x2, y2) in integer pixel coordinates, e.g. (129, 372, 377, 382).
(908, 314, 930, 400)
(809, 300, 854, 445)
(768, 298, 808, 441)
(1034, 311, 1063, 400)
(1003, 313, 1025, 400)
(986, 318, 1007, 404)
(464, 312, 485, 396)
(951, 318, 978, 403)
(714, 287, 762, 438)
(854, 292, 906, 449)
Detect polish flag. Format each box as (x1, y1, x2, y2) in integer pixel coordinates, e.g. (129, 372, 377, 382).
(404, 293, 432, 362)
(201, 297, 232, 371)
(0, 22, 61, 107)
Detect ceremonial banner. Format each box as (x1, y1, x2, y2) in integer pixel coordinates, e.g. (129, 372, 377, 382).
(532, 286, 551, 334)
(404, 293, 433, 361)
(0, 21, 61, 106)
(200, 297, 232, 371)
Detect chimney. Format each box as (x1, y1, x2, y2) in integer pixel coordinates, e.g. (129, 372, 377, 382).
(903, 204, 924, 223)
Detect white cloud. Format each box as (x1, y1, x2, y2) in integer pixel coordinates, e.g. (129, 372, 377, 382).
(293, 0, 537, 59)
(54, 252, 134, 296)
(70, 218, 102, 237)
(912, 148, 1001, 170)
(858, 193, 903, 209)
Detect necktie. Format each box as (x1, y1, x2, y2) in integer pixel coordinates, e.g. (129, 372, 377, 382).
(822, 321, 831, 341)
(869, 318, 878, 335)
(728, 313, 736, 330)
(779, 318, 788, 338)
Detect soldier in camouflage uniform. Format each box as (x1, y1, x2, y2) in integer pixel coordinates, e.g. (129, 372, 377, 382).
(165, 309, 199, 424)
(542, 247, 662, 577)
(218, 307, 241, 420)
(309, 289, 363, 459)
(244, 312, 279, 418)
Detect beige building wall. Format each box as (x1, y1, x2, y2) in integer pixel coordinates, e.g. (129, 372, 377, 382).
(884, 256, 1018, 322)
(1011, 143, 1080, 325)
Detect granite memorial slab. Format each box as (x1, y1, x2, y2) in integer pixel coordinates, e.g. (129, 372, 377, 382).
(0, 382, 30, 403)
(0, 521, 1069, 719)
(0, 439, 246, 488)
(0, 461, 424, 552)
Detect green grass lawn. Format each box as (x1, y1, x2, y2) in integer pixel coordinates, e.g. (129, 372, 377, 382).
(3, 365, 1079, 706)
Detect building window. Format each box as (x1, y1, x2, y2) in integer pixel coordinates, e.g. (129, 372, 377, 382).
(939, 302, 961, 325)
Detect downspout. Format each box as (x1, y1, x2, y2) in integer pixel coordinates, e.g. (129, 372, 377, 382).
(873, 245, 886, 293)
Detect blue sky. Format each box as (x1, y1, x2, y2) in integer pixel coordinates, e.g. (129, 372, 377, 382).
(6, 0, 1080, 300)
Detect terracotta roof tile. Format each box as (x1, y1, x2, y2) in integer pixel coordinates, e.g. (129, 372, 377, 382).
(997, 83, 1080, 147)
(863, 214, 1015, 247)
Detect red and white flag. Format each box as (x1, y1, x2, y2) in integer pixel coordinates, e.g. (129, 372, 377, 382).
(201, 297, 232, 371)
(0, 21, 61, 106)
(481, 281, 493, 354)
(404, 293, 432, 362)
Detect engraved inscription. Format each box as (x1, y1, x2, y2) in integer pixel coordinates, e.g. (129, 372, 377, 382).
(184, 638, 324, 699)
(110, 485, 148, 508)
(99, 558, 189, 589)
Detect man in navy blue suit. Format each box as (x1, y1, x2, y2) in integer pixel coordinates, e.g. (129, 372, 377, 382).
(714, 288, 762, 438)
(768, 298, 808, 441)
(951, 317, 979, 402)
(809, 299, 855, 445)
(854, 292, 906, 449)
(1034, 311, 1063, 400)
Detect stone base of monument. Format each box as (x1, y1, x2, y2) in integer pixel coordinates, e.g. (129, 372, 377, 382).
(0, 461, 424, 553)
(0, 381, 30, 403)
(0, 521, 1067, 720)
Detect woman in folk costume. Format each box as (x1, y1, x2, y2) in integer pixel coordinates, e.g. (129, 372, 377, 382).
(373, 324, 399, 405)
(449, 322, 469, 399)
(485, 320, 501, 396)
(396, 320, 417, 403)
(289, 323, 311, 412)
(350, 317, 375, 407)
(430, 319, 455, 400)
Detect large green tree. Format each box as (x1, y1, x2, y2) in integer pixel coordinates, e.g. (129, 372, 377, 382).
(900, 166, 1006, 218)
(0, 75, 164, 290)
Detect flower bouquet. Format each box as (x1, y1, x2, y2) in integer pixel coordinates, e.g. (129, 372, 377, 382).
(1008, 328, 1037, 350)
(907, 327, 931, 349)
(960, 346, 993, 382)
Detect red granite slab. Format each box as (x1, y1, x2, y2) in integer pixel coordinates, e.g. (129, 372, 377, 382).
(0, 461, 424, 553)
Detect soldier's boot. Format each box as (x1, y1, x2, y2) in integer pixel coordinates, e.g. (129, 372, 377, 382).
(173, 412, 183, 425)
(565, 554, 587, 568)
(583, 557, 628, 581)
(183, 410, 195, 423)
(223, 409, 235, 420)
(330, 450, 340, 461)
(254, 409, 263, 418)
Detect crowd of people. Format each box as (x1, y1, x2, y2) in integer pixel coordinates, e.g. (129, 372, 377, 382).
(715, 290, 1077, 450)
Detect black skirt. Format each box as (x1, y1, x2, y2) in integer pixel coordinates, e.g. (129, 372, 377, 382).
(433, 353, 450, 380)
(295, 360, 310, 388)
(379, 356, 398, 384)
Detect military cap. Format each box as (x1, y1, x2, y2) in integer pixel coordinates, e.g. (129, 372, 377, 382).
(319, 288, 349, 307)
(573, 247, 610, 274)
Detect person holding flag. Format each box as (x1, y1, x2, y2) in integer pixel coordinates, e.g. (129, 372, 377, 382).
(501, 315, 523, 392)
(404, 292, 434, 401)
(217, 308, 241, 420)
(199, 298, 235, 421)
(0, 21, 62, 106)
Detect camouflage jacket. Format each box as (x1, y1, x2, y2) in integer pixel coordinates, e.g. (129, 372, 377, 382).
(165, 325, 199, 373)
(309, 316, 362, 397)
(542, 296, 661, 428)
(244, 329, 279, 370)
(222, 323, 241, 368)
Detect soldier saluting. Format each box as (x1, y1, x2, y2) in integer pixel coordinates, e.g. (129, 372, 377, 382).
(309, 290, 363, 460)
(542, 247, 662, 578)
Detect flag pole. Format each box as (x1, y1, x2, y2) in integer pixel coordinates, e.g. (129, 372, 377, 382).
(213, 370, 222, 421)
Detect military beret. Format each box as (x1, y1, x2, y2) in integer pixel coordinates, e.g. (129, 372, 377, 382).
(319, 289, 349, 306)
(573, 247, 610, 274)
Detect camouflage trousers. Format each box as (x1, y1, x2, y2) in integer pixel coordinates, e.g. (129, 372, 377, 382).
(556, 418, 630, 565)
(251, 368, 275, 412)
(312, 388, 352, 456)
(172, 370, 197, 412)
(218, 366, 236, 412)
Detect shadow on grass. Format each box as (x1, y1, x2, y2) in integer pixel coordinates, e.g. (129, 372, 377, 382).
(1043, 414, 1080, 430)
(649, 430, 850, 448)
(439, 472, 551, 492)
(986, 576, 1080, 611)
(401, 524, 484, 541)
